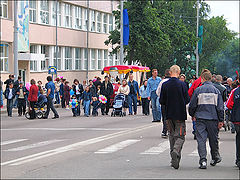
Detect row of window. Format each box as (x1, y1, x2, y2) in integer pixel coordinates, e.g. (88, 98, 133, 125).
(0, 44, 8, 72)
(1, 1, 114, 34)
(29, 45, 120, 72)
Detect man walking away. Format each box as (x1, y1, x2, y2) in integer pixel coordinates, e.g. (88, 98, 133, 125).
(43, 76, 59, 119)
(100, 76, 113, 115)
(213, 75, 227, 102)
(160, 65, 190, 169)
(147, 69, 162, 122)
(226, 74, 240, 170)
(189, 71, 224, 169)
(128, 74, 139, 115)
(156, 69, 171, 138)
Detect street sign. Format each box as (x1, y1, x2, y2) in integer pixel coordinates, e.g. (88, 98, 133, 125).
(48, 66, 57, 74)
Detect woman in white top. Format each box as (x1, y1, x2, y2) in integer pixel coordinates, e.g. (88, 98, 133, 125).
(117, 79, 129, 113)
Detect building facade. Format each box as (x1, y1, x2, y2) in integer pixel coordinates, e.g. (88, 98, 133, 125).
(0, 0, 123, 86)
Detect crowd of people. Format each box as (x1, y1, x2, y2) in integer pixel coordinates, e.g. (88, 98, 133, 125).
(0, 66, 239, 170)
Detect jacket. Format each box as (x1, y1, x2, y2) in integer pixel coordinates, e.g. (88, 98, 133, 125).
(100, 81, 113, 97)
(156, 78, 170, 97)
(128, 80, 139, 95)
(139, 85, 148, 98)
(188, 77, 202, 99)
(13, 80, 21, 90)
(81, 91, 92, 101)
(189, 81, 224, 122)
(73, 84, 84, 96)
(16, 86, 28, 100)
(213, 82, 227, 102)
(226, 86, 240, 123)
(28, 84, 39, 102)
(60, 83, 64, 96)
(160, 77, 190, 121)
(4, 88, 16, 99)
(4, 79, 14, 89)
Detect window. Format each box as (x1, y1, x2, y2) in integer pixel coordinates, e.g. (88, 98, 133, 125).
(65, 47, 72, 70)
(109, 15, 113, 32)
(29, 0, 36, 22)
(109, 53, 113, 66)
(0, 44, 8, 72)
(104, 50, 108, 67)
(75, 48, 82, 70)
(40, 0, 49, 24)
(52, 1, 61, 26)
(41, 45, 49, 70)
(0, 0, 7, 18)
(84, 48, 88, 69)
(103, 14, 107, 33)
(97, 12, 102, 32)
(54, 46, 61, 70)
(64, 4, 72, 28)
(90, 10, 95, 32)
(75, 6, 82, 29)
(84, 8, 88, 30)
(30, 45, 38, 71)
(91, 49, 96, 70)
(97, 50, 102, 70)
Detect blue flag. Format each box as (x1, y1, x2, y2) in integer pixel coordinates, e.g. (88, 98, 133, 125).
(123, 9, 129, 46)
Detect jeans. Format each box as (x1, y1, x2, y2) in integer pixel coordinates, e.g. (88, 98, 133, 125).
(55, 91, 60, 104)
(161, 105, 168, 134)
(29, 101, 36, 119)
(128, 94, 137, 114)
(141, 98, 149, 115)
(45, 97, 59, 118)
(7, 99, 13, 116)
(13, 95, 19, 108)
(61, 94, 65, 108)
(167, 119, 186, 161)
(151, 91, 161, 121)
(72, 108, 77, 116)
(0, 90, 3, 106)
(234, 124, 240, 166)
(101, 96, 110, 115)
(18, 98, 26, 115)
(195, 119, 220, 163)
(192, 120, 196, 134)
(84, 100, 90, 116)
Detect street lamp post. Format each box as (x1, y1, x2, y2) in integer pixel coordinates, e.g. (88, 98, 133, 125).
(196, 0, 200, 78)
(55, 0, 58, 78)
(120, 0, 124, 66)
(14, 1, 18, 81)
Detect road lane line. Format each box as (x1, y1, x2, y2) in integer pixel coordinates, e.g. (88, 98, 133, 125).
(1, 128, 131, 131)
(188, 142, 222, 156)
(4, 140, 64, 152)
(1, 123, 158, 166)
(95, 139, 141, 154)
(1, 139, 28, 146)
(140, 141, 170, 155)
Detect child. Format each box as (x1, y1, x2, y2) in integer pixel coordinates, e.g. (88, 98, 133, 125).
(4, 82, 16, 117)
(70, 95, 78, 117)
(92, 96, 100, 116)
(37, 88, 47, 108)
(16, 82, 27, 116)
(81, 86, 92, 117)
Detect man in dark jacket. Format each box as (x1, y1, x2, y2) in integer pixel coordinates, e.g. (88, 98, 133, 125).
(4, 74, 14, 89)
(100, 76, 113, 115)
(128, 74, 140, 115)
(13, 76, 22, 108)
(16, 81, 27, 116)
(4, 82, 16, 117)
(60, 78, 66, 108)
(189, 71, 224, 169)
(213, 75, 227, 102)
(226, 77, 240, 170)
(160, 65, 190, 169)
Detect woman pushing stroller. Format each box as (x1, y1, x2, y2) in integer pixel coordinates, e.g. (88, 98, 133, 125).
(117, 79, 129, 114)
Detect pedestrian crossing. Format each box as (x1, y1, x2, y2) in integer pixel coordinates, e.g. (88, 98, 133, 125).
(1, 138, 224, 165)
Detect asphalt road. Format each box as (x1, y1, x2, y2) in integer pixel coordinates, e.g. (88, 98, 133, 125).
(1, 107, 239, 179)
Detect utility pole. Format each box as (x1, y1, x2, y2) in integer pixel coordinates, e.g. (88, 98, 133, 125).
(196, 0, 199, 78)
(55, 0, 58, 78)
(86, 0, 90, 82)
(120, 0, 124, 65)
(14, 1, 18, 81)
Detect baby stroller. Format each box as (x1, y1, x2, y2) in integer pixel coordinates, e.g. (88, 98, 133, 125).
(25, 100, 47, 119)
(111, 93, 126, 117)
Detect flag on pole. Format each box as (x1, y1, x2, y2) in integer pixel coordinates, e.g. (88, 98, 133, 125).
(123, 9, 129, 46)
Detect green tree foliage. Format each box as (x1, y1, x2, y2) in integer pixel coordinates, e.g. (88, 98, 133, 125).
(105, 0, 237, 78)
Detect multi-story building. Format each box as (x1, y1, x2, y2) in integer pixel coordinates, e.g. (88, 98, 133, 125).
(1, 0, 122, 86)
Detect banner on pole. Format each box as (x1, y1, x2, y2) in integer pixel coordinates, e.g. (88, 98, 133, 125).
(18, 1, 29, 52)
(123, 9, 129, 46)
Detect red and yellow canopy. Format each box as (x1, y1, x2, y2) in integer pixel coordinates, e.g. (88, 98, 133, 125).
(103, 65, 150, 74)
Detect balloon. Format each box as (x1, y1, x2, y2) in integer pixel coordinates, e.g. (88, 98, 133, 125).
(69, 99, 78, 108)
(70, 89, 74, 96)
(25, 82, 31, 91)
(99, 95, 107, 104)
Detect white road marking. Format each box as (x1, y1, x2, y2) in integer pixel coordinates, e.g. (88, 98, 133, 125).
(1, 123, 157, 166)
(188, 142, 222, 156)
(141, 141, 170, 155)
(95, 139, 141, 154)
(4, 140, 64, 152)
(1, 128, 130, 131)
(1, 139, 28, 146)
